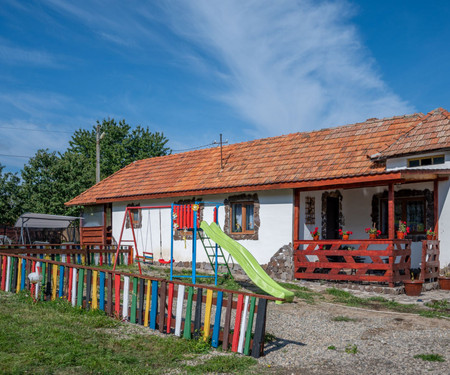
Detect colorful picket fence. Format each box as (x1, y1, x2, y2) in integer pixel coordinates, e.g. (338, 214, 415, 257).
(0, 252, 276, 358)
(0, 244, 133, 267)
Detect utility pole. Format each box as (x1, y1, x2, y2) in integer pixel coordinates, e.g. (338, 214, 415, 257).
(213, 134, 228, 170)
(96, 124, 105, 184)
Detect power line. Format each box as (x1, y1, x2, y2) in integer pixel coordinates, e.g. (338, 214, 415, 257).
(0, 126, 73, 133)
(0, 153, 32, 159)
(172, 142, 217, 152)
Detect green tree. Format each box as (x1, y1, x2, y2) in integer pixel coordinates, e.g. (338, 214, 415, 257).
(0, 164, 22, 225)
(68, 118, 171, 180)
(21, 119, 171, 216)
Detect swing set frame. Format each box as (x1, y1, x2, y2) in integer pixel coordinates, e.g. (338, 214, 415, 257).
(112, 202, 225, 285)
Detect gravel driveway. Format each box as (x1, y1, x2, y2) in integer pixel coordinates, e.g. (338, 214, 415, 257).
(259, 286, 450, 375)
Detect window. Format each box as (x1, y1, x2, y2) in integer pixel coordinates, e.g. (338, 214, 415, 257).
(82, 205, 104, 227)
(380, 197, 426, 234)
(126, 203, 142, 228)
(231, 202, 255, 234)
(408, 155, 445, 168)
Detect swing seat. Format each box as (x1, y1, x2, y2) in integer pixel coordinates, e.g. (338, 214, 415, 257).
(158, 258, 173, 264)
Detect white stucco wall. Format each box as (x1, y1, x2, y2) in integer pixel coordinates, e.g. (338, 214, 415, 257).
(386, 151, 450, 171)
(438, 179, 450, 267)
(110, 189, 293, 265)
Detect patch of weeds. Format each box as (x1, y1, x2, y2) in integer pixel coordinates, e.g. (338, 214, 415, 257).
(326, 288, 366, 307)
(278, 282, 321, 303)
(345, 344, 358, 354)
(264, 332, 276, 343)
(183, 355, 258, 374)
(332, 315, 357, 322)
(425, 300, 449, 310)
(327, 345, 336, 350)
(366, 296, 388, 302)
(414, 353, 445, 362)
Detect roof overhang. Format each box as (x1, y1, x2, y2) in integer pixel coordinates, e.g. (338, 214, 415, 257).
(14, 213, 81, 229)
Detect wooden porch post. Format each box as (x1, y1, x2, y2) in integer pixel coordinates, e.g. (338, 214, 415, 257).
(294, 189, 300, 242)
(388, 183, 395, 239)
(434, 180, 439, 239)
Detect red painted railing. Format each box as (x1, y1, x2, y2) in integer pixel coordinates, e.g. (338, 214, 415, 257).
(293, 239, 411, 287)
(420, 240, 440, 282)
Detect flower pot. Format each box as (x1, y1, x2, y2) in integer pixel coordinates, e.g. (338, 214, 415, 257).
(397, 231, 405, 239)
(403, 280, 423, 296)
(369, 233, 377, 240)
(342, 234, 349, 240)
(426, 235, 435, 240)
(313, 235, 319, 241)
(438, 277, 450, 290)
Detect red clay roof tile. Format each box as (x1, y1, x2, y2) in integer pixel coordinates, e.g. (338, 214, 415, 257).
(66, 109, 450, 206)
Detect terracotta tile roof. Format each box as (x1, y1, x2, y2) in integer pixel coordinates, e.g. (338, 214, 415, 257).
(66, 109, 450, 206)
(375, 108, 450, 159)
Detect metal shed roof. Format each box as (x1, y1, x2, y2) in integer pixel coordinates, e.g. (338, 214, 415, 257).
(14, 213, 81, 229)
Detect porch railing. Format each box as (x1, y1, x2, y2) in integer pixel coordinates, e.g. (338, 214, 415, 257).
(293, 239, 411, 287)
(421, 240, 439, 282)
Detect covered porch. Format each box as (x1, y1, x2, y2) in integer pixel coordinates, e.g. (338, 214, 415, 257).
(293, 171, 445, 286)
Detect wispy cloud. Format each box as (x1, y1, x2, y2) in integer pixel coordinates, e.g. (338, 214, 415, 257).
(163, 0, 414, 135)
(0, 43, 60, 67)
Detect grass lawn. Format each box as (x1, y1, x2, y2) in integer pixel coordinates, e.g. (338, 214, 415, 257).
(0, 291, 263, 375)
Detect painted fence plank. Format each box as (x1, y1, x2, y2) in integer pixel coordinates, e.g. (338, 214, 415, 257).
(174, 284, 185, 337)
(130, 277, 138, 324)
(85, 269, 92, 309)
(222, 293, 233, 351)
(21, 259, 26, 291)
(45, 260, 52, 300)
(251, 298, 268, 359)
(231, 294, 244, 352)
(166, 283, 174, 334)
(1, 256, 7, 291)
(51, 264, 58, 300)
(138, 278, 145, 325)
(16, 258, 21, 293)
(237, 296, 250, 353)
(71, 268, 77, 307)
(159, 281, 166, 333)
(92, 270, 98, 309)
(58, 265, 65, 298)
(144, 280, 151, 327)
(12, 258, 18, 294)
(193, 288, 203, 339)
(114, 274, 121, 318)
(77, 268, 85, 307)
(122, 276, 130, 320)
(244, 297, 256, 356)
(211, 291, 223, 348)
(203, 289, 213, 341)
(150, 280, 158, 330)
(40, 262, 46, 301)
(183, 286, 194, 339)
(99, 272, 105, 311)
(68, 267, 73, 302)
(107, 273, 113, 316)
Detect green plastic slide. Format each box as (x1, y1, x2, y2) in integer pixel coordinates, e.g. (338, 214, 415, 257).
(200, 221, 294, 303)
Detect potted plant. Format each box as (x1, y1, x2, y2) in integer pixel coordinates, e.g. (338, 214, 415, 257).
(438, 265, 450, 290)
(310, 227, 320, 241)
(339, 229, 353, 240)
(426, 228, 436, 240)
(403, 272, 423, 296)
(397, 221, 410, 239)
(365, 224, 381, 240)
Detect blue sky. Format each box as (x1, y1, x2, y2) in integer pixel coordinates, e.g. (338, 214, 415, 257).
(1, 0, 449, 174)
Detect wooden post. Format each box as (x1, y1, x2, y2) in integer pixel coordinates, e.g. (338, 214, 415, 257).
(434, 180, 439, 239)
(388, 183, 395, 239)
(293, 189, 300, 242)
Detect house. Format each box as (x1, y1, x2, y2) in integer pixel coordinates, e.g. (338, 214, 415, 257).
(66, 108, 450, 283)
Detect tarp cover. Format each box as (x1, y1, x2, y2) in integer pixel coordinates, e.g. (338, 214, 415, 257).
(14, 213, 81, 229)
